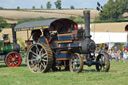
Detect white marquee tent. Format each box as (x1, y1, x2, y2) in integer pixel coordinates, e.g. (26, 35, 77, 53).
(90, 32, 127, 44)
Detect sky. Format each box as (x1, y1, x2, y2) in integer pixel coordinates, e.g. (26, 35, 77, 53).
(0, 0, 108, 9)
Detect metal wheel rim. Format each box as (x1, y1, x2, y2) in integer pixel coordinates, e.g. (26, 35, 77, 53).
(70, 53, 83, 73)
(27, 43, 49, 73)
(6, 52, 22, 67)
(96, 54, 110, 72)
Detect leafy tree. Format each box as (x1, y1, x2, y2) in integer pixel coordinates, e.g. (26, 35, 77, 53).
(0, 7, 4, 10)
(70, 5, 75, 9)
(47, 1, 52, 9)
(41, 5, 43, 9)
(17, 6, 20, 10)
(32, 6, 36, 9)
(0, 18, 7, 28)
(54, 0, 61, 9)
(99, 0, 128, 20)
(120, 0, 128, 12)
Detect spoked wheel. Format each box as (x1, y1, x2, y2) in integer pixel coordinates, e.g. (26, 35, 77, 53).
(96, 53, 110, 72)
(27, 43, 53, 73)
(5, 52, 22, 67)
(69, 53, 83, 73)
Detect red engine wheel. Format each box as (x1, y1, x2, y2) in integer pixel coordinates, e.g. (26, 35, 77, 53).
(6, 52, 22, 67)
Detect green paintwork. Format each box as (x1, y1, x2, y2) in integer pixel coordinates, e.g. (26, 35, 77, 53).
(0, 42, 3, 47)
(0, 44, 12, 54)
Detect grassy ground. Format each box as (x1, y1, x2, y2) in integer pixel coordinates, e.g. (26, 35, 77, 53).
(0, 61, 128, 85)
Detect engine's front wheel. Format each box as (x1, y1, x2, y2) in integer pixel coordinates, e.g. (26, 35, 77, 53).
(96, 52, 110, 72)
(69, 53, 83, 73)
(5, 52, 22, 67)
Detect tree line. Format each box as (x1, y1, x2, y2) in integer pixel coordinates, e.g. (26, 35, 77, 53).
(15, 0, 75, 10)
(0, 0, 128, 28)
(13, 0, 128, 22)
(97, 0, 128, 22)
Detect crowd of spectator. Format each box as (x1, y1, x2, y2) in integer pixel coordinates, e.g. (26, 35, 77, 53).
(96, 44, 128, 62)
(107, 47, 128, 62)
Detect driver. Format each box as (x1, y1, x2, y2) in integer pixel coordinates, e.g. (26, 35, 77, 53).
(31, 29, 42, 43)
(43, 29, 52, 42)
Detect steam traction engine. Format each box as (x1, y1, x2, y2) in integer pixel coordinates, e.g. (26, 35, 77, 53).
(14, 10, 110, 73)
(0, 24, 21, 67)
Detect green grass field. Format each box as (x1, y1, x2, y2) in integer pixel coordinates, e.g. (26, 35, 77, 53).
(0, 61, 128, 85)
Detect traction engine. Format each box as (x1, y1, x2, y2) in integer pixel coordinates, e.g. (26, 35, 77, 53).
(14, 10, 110, 73)
(0, 24, 21, 67)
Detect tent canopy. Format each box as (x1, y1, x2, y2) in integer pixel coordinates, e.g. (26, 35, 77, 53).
(91, 32, 127, 44)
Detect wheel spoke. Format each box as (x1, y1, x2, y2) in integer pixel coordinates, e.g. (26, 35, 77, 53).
(27, 43, 53, 73)
(6, 52, 21, 67)
(29, 59, 36, 62)
(96, 53, 110, 72)
(15, 59, 20, 61)
(32, 64, 38, 72)
(70, 53, 83, 73)
(12, 53, 15, 57)
(8, 55, 11, 58)
(35, 45, 40, 53)
(41, 59, 48, 62)
(30, 50, 38, 56)
(39, 64, 43, 71)
(40, 62, 46, 68)
(41, 53, 47, 58)
(39, 48, 43, 54)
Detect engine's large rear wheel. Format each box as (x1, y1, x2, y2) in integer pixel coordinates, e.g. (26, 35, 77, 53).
(5, 52, 22, 67)
(27, 43, 53, 73)
(96, 52, 110, 72)
(69, 53, 83, 73)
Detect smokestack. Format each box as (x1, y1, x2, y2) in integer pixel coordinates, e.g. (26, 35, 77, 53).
(11, 24, 17, 44)
(11, 23, 20, 52)
(83, 10, 91, 38)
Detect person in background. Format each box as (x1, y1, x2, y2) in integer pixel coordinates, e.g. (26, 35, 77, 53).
(123, 50, 127, 62)
(115, 51, 119, 62)
(116, 50, 120, 62)
(108, 49, 112, 61)
(118, 50, 121, 62)
(113, 46, 117, 61)
(111, 49, 115, 60)
(120, 50, 124, 62)
(127, 50, 128, 61)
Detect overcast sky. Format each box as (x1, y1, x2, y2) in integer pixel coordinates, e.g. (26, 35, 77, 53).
(0, 0, 108, 9)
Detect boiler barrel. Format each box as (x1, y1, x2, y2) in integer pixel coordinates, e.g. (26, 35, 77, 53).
(81, 10, 96, 53)
(0, 45, 12, 54)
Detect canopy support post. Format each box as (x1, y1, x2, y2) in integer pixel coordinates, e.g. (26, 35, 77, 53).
(27, 30, 29, 40)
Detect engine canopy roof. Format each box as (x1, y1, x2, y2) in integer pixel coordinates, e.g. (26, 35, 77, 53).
(15, 18, 77, 33)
